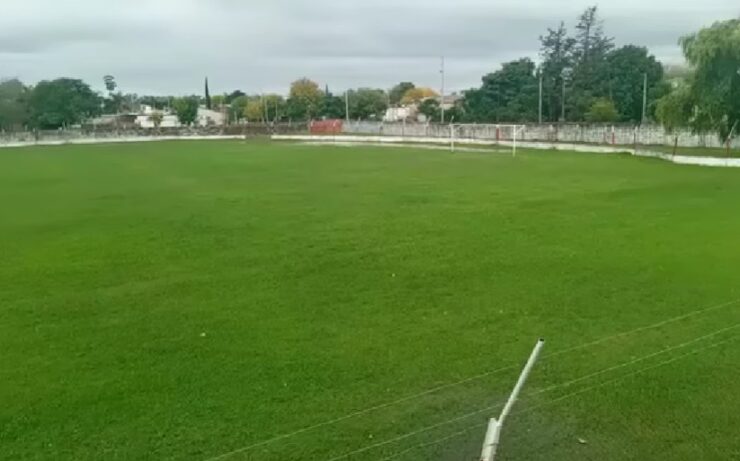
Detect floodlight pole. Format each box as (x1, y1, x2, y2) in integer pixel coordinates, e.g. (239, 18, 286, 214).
(345, 91, 350, 122)
(440, 56, 446, 124)
(538, 73, 543, 124)
(480, 339, 545, 461)
(642, 73, 648, 125)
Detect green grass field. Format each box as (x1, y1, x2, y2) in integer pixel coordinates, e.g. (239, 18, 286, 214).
(2, 141, 740, 461)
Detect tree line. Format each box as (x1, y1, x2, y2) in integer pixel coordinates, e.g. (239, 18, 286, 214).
(1, 9, 737, 140)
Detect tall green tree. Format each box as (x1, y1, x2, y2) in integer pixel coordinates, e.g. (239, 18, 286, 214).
(204, 78, 212, 110)
(229, 95, 249, 122)
(606, 46, 666, 122)
(319, 91, 345, 119)
(0, 78, 30, 130)
(389, 82, 415, 106)
(585, 98, 619, 122)
(568, 6, 614, 120)
(539, 22, 575, 121)
(225, 90, 246, 104)
(28, 78, 101, 129)
(103, 75, 117, 93)
(347, 88, 388, 120)
(418, 98, 441, 121)
(462, 59, 539, 123)
(286, 78, 323, 120)
(679, 18, 740, 140)
(172, 96, 199, 126)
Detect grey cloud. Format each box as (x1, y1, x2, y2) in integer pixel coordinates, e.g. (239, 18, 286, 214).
(1, 0, 738, 95)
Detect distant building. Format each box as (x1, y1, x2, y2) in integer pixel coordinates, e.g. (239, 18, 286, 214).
(134, 105, 225, 128)
(383, 106, 416, 122)
(196, 108, 226, 127)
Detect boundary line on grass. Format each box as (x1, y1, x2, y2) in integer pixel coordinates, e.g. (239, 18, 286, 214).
(202, 297, 740, 461)
(377, 334, 739, 461)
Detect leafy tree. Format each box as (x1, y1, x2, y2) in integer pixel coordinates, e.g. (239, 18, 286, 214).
(286, 78, 323, 120)
(229, 95, 249, 122)
(0, 78, 30, 130)
(149, 111, 164, 129)
(585, 98, 619, 122)
(568, 6, 614, 120)
(244, 99, 264, 122)
(211, 94, 226, 109)
(463, 59, 539, 122)
(319, 91, 345, 119)
(264, 94, 286, 122)
(138, 96, 170, 110)
(606, 46, 665, 122)
(204, 78, 212, 110)
(225, 90, 246, 104)
(418, 98, 441, 121)
(28, 78, 101, 129)
(656, 84, 694, 132)
(103, 75, 117, 93)
(539, 22, 575, 121)
(656, 83, 695, 153)
(348, 88, 388, 119)
(389, 82, 415, 106)
(400, 87, 438, 105)
(679, 18, 740, 140)
(172, 96, 199, 126)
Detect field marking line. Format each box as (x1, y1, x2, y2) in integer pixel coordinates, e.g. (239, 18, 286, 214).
(531, 321, 740, 396)
(322, 321, 740, 461)
(202, 297, 739, 461)
(376, 424, 486, 461)
(379, 334, 738, 461)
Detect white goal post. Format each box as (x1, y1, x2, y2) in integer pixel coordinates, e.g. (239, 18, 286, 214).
(449, 124, 526, 156)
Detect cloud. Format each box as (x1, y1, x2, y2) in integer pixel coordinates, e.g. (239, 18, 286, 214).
(0, 0, 737, 95)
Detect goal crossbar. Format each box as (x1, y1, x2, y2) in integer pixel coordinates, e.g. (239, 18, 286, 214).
(449, 124, 526, 156)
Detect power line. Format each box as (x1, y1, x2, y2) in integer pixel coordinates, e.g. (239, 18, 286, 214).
(201, 297, 740, 461)
(323, 322, 740, 461)
(379, 334, 738, 461)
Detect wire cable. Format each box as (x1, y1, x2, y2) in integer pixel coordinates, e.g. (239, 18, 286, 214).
(203, 297, 739, 461)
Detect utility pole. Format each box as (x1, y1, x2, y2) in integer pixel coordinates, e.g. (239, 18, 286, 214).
(561, 77, 566, 122)
(440, 56, 446, 124)
(538, 73, 543, 124)
(345, 91, 350, 122)
(642, 72, 648, 125)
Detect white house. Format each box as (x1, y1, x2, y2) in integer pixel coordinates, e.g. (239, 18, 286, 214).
(383, 106, 416, 122)
(134, 105, 225, 128)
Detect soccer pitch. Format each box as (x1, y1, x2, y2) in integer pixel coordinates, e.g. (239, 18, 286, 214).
(2, 140, 739, 461)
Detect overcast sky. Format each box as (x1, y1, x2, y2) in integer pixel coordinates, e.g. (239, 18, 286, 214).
(1, 0, 737, 96)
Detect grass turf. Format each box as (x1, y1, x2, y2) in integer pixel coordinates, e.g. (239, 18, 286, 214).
(1, 140, 739, 461)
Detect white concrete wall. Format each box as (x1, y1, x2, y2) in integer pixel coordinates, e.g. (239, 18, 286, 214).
(272, 134, 740, 168)
(342, 122, 740, 150)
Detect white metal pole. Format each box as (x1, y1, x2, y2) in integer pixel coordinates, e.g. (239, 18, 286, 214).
(642, 73, 648, 125)
(440, 56, 446, 124)
(345, 91, 350, 122)
(480, 339, 544, 461)
(538, 74, 543, 124)
(513, 127, 518, 158)
(450, 123, 455, 152)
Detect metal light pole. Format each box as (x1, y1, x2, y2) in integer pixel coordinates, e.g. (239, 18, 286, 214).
(440, 56, 446, 124)
(642, 72, 648, 125)
(538, 73, 543, 124)
(345, 91, 350, 122)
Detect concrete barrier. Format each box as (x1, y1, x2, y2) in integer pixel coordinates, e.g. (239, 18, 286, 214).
(272, 134, 740, 168)
(0, 135, 245, 149)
